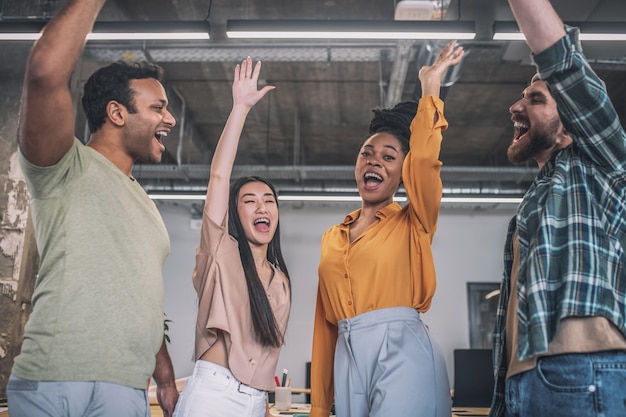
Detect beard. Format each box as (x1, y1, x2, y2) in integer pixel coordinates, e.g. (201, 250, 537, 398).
(507, 117, 561, 165)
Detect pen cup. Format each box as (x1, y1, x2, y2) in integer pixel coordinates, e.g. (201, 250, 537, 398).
(274, 386, 292, 411)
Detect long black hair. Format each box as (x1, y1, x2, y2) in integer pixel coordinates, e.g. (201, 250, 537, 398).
(228, 176, 291, 348)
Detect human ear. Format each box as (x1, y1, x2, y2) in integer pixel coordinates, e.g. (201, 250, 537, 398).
(106, 100, 126, 127)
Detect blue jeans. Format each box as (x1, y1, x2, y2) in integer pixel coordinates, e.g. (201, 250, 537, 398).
(504, 351, 626, 417)
(6, 374, 150, 417)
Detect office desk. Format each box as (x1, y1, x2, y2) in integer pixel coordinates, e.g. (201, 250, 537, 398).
(452, 407, 490, 416)
(0, 406, 490, 417)
(266, 405, 490, 417)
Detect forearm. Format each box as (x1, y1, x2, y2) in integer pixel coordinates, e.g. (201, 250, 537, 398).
(205, 104, 252, 224)
(28, 0, 105, 84)
(310, 292, 336, 416)
(508, 0, 566, 54)
(19, 0, 105, 166)
(209, 104, 252, 181)
(153, 338, 176, 387)
(153, 339, 179, 417)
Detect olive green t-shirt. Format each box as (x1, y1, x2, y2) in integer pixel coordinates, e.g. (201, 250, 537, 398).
(14, 139, 170, 389)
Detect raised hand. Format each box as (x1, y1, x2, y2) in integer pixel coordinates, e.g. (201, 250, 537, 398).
(233, 56, 276, 109)
(418, 40, 464, 98)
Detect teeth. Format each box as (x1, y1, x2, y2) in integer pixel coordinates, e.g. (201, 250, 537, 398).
(514, 122, 528, 129)
(156, 131, 168, 139)
(254, 218, 270, 225)
(364, 172, 383, 181)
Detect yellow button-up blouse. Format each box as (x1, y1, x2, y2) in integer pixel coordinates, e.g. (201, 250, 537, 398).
(310, 96, 447, 417)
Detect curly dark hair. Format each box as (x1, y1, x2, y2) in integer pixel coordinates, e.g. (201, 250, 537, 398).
(81, 61, 164, 133)
(367, 100, 419, 153)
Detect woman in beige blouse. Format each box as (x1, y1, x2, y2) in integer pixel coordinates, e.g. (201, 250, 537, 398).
(173, 57, 291, 417)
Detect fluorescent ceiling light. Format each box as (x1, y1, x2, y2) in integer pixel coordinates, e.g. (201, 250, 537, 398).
(0, 21, 210, 41)
(441, 196, 522, 204)
(148, 193, 522, 205)
(227, 19, 476, 40)
(493, 21, 626, 41)
(0, 21, 44, 40)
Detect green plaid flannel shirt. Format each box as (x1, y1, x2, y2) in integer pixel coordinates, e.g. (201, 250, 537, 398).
(489, 26, 626, 417)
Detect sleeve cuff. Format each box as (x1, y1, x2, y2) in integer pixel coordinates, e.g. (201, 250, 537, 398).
(532, 25, 581, 81)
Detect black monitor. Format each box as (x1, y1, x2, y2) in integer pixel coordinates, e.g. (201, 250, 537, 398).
(452, 349, 495, 407)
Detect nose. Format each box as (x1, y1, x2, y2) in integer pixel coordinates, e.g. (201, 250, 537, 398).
(367, 158, 382, 167)
(164, 110, 176, 127)
(509, 98, 523, 115)
(256, 201, 268, 213)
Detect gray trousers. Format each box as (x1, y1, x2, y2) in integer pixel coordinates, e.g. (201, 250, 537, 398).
(7, 374, 150, 417)
(334, 307, 451, 417)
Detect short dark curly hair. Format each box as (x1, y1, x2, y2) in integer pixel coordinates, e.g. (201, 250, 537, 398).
(367, 101, 419, 154)
(81, 61, 164, 133)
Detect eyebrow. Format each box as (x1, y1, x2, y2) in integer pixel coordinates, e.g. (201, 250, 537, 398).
(363, 143, 399, 153)
(523, 90, 546, 101)
(240, 192, 275, 198)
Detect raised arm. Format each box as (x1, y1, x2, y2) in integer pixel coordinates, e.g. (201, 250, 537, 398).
(418, 39, 464, 99)
(205, 57, 275, 226)
(18, 0, 106, 167)
(508, 0, 566, 54)
(403, 40, 464, 232)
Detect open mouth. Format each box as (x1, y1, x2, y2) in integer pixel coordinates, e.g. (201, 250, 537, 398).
(254, 217, 270, 232)
(155, 131, 167, 150)
(363, 172, 383, 189)
(513, 121, 529, 143)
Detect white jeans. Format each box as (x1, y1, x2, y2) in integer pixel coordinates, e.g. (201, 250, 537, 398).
(173, 361, 267, 417)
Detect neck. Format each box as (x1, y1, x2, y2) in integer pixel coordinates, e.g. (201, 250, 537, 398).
(86, 134, 134, 177)
(360, 197, 393, 217)
(250, 243, 270, 270)
(534, 135, 573, 170)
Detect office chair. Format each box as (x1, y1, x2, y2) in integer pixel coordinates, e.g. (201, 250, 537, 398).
(452, 349, 495, 407)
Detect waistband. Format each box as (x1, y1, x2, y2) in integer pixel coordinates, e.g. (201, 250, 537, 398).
(194, 360, 265, 396)
(338, 307, 421, 335)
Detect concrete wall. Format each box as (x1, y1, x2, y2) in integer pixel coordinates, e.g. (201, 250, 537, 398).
(159, 202, 514, 390)
(0, 43, 34, 397)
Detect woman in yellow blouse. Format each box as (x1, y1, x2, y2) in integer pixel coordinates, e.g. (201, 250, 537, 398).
(310, 40, 464, 417)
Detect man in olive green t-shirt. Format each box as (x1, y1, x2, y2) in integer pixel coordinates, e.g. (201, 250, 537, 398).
(7, 0, 179, 416)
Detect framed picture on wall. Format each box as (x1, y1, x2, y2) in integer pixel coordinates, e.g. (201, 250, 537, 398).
(467, 282, 501, 349)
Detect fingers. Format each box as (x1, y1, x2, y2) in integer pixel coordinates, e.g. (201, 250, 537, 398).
(231, 57, 276, 106)
(245, 56, 253, 78)
(236, 57, 262, 81)
(252, 59, 262, 81)
(437, 40, 464, 64)
(259, 85, 276, 97)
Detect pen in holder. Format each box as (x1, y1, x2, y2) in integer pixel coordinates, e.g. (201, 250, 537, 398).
(274, 386, 292, 411)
